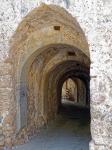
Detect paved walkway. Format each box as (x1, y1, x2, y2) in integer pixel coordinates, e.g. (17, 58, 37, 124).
(14, 103, 91, 150)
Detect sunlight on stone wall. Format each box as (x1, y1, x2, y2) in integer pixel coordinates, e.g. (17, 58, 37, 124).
(0, 0, 112, 149)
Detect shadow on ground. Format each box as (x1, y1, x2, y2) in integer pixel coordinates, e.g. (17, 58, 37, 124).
(14, 102, 91, 150)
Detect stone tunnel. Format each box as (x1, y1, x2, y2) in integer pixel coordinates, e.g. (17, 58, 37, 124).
(0, 0, 112, 150)
(1, 3, 92, 150)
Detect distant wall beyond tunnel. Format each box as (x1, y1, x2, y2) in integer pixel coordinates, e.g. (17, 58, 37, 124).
(61, 78, 88, 106)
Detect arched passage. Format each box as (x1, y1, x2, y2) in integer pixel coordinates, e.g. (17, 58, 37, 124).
(9, 3, 91, 148)
(61, 78, 78, 103)
(61, 77, 87, 106)
(43, 58, 89, 118)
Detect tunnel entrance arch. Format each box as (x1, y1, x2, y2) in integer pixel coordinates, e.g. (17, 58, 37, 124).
(10, 3, 91, 146)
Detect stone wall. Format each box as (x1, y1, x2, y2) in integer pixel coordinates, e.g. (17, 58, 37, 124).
(90, 1, 112, 149)
(62, 78, 77, 102)
(0, 0, 112, 149)
(62, 78, 87, 105)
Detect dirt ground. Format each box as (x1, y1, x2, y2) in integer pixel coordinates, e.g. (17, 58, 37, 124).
(14, 102, 91, 150)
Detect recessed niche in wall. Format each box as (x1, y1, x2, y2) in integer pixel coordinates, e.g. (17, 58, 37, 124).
(54, 26, 60, 31)
(67, 51, 76, 56)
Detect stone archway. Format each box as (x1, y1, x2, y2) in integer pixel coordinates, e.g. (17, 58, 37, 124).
(9, 3, 91, 147)
(61, 78, 78, 103)
(61, 77, 88, 106)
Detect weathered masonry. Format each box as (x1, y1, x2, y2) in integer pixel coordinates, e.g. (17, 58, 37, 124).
(0, 0, 112, 150)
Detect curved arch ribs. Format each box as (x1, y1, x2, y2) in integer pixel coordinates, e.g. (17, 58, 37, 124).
(9, 4, 90, 143)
